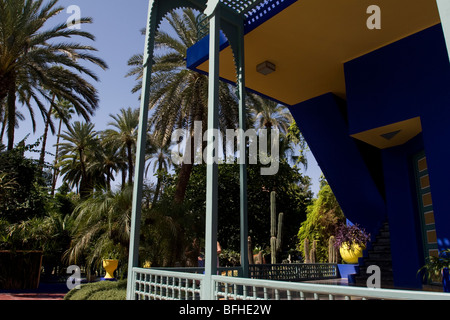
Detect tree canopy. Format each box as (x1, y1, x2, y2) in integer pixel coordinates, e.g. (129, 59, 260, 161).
(297, 177, 345, 262)
(163, 161, 313, 257)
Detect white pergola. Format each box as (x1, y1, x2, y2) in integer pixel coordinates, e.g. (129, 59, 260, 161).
(126, 0, 271, 300)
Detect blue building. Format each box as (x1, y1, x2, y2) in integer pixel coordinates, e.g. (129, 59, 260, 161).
(185, 0, 450, 289)
(127, 0, 450, 298)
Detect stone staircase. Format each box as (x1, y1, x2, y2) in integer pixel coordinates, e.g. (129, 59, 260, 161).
(352, 221, 395, 288)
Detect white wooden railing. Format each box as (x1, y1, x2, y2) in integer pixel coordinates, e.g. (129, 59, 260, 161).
(131, 267, 450, 300)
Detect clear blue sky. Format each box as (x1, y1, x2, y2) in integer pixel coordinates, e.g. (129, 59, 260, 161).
(15, 0, 322, 196)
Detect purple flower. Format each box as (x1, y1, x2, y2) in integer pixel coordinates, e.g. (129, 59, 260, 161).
(334, 223, 370, 249)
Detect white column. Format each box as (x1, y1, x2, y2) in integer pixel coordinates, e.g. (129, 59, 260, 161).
(437, 0, 450, 63)
(202, 4, 221, 300)
(237, 21, 249, 278)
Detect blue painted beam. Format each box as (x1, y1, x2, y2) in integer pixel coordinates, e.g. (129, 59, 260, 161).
(289, 93, 386, 238)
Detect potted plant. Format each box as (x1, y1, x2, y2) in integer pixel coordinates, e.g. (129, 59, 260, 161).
(101, 244, 121, 281)
(334, 223, 371, 264)
(102, 258, 119, 280)
(418, 249, 450, 293)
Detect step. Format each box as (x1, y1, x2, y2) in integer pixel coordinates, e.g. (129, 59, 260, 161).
(359, 264, 392, 274)
(367, 252, 392, 260)
(353, 272, 394, 281)
(358, 265, 393, 275)
(377, 230, 390, 238)
(373, 237, 391, 245)
(352, 220, 396, 286)
(371, 244, 391, 252)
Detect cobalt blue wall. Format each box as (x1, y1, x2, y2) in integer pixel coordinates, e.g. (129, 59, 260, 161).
(289, 24, 450, 289)
(345, 23, 450, 253)
(288, 93, 386, 238)
(343, 23, 450, 288)
(382, 135, 424, 289)
(345, 24, 450, 136)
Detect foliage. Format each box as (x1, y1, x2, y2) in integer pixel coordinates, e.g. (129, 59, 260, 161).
(334, 223, 371, 249)
(0, 139, 76, 273)
(139, 198, 196, 267)
(285, 122, 308, 169)
(418, 249, 450, 282)
(297, 178, 345, 262)
(164, 160, 312, 258)
(0, 209, 73, 258)
(249, 95, 293, 134)
(0, 140, 49, 224)
(103, 107, 139, 186)
(219, 249, 241, 267)
(64, 279, 127, 300)
(127, 8, 243, 203)
(64, 186, 133, 271)
(0, 0, 107, 150)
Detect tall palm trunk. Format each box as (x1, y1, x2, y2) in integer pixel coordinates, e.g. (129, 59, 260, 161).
(174, 100, 203, 203)
(152, 160, 163, 208)
(127, 142, 133, 186)
(0, 74, 9, 103)
(6, 76, 16, 151)
(174, 130, 196, 203)
(79, 148, 90, 198)
(51, 118, 63, 196)
(106, 167, 112, 191)
(39, 93, 56, 167)
(0, 98, 5, 144)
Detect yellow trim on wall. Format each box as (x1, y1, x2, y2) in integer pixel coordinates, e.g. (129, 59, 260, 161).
(350, 117, 422, 149)
(196, 0, 440, 106)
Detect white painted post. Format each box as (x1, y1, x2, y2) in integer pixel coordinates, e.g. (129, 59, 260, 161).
(237, 22, 249, 279)
(437, 0, 450, 63)
(202, 2, 221, 300)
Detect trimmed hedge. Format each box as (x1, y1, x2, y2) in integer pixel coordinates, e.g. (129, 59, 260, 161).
(64, 279, 127, 300)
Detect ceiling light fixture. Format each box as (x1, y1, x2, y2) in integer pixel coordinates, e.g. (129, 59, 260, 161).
(257, 61, 276, 75)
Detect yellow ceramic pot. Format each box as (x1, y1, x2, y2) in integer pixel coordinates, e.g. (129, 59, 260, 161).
(339, 243, 364, 264)
(102, 259, 119, 279)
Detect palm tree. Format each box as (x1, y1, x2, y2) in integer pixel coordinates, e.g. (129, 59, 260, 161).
(0, 0, 108, 150)
(64, 186, 133, 270)
(0, 108, 25, 143)
(57, 121, 98, 197)
(103, 107, 139, 187)
(249, 95, 309, 167)
(127, 8, 240, 203)
(89, 136, 123, 191)
(145, 135, 173, 207)
(249, 95, 293, 134)
(39, 66, 101, 167)
(50, 99, 75, 195)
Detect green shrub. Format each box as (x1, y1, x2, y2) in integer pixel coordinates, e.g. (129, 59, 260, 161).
(64, 279, 127, 300)
(297, 179, 345, 262)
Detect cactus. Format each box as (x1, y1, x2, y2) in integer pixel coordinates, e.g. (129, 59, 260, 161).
(248, 236, 254, 265)
(328, 236, 339, 263)
(310, 240, 317, 263)
(304, 238, 311, 263)
(270, 191, 284, 264)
